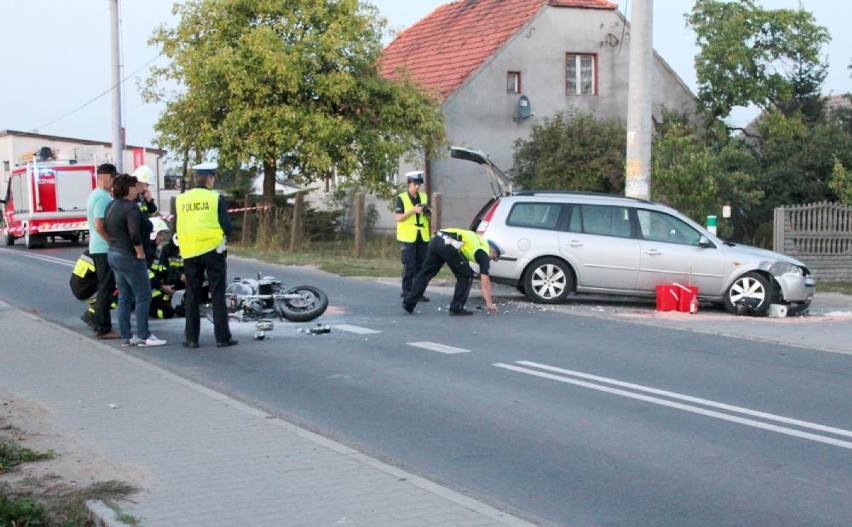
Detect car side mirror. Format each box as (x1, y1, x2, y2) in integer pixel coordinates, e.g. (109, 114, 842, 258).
(698, 236, 712, 248)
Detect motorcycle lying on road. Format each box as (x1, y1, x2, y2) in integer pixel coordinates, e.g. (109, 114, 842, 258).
(214, 273, 329, 323)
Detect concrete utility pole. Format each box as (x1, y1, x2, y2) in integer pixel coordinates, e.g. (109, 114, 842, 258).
(110, 0, 124, 172)
(624, 0, 653, 200)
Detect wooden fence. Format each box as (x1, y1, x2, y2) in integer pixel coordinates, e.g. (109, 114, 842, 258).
(774, 201, 852, 281)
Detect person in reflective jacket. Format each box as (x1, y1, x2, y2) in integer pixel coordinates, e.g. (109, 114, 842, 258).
(175, 162, 236, 349)
(402, 228, 503, 316)
(395, 171, 431, 302)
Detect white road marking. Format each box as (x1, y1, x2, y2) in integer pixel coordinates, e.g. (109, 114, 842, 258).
(494, 361, 852, 450)
(0, 248, 73, 267)
(333, 324, 381, 335)
(408, 342, 471, 354)
(517, 360, 852, 439)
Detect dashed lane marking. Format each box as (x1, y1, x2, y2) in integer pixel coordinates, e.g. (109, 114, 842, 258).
(408, 342, 470, 354)
(333, 324, 381, 335)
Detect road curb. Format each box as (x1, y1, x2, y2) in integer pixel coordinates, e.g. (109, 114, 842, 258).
(86, 500, 125, 527)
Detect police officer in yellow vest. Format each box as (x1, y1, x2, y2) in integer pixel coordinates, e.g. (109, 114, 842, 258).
(175, 162, 237, 349)
(395, 171, 431, 302)
(402, 228, 503, 316)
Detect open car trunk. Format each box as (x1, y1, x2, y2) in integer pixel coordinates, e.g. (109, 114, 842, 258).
(449, 146, 513, 231)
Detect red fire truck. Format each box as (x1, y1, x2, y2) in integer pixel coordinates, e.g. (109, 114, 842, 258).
(1, 162, 96, 248)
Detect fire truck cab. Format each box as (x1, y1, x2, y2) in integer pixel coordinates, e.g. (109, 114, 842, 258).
(1, 162, 96, 248)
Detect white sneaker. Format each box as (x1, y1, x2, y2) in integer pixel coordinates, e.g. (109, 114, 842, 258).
(138, 334, 167, 347)
(121, 335, 140, 347)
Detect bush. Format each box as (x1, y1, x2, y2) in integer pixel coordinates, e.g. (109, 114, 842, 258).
(0, 489, 47, 526)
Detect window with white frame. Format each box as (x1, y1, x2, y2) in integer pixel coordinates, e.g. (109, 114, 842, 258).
(565, 53, 596, 95)
(507, 71, 521, 94)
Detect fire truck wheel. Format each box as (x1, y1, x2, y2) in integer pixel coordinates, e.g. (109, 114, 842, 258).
(4, 233, 13, 246)
(25, 232, 46, 249)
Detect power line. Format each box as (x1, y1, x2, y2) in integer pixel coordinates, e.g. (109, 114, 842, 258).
(30, 53, 163, 133)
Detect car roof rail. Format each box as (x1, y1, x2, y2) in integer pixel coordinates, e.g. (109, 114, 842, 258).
(512, 190, 654, 204)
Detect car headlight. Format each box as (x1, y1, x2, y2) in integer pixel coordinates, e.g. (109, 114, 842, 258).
(769, 261, 800, 276)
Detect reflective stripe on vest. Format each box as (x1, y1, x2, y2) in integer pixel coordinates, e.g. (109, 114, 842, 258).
(176, 189, 223, 258)
(396, 191, 429, 242)
(441, 228, 488, 262)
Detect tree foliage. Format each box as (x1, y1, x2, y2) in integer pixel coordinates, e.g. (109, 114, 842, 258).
(829, 159, 852, 205)
(510, 112, 625, 193)
(142, 0, 445, 200)
(652, 113, 762, 239)
(688, 0, 830, 120)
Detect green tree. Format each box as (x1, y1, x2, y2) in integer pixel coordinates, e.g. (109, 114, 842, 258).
(774, 54, 828, 124)
(756, 110, 850, 202)
(143, 0, 445, 203)
(688, 0, 829, 120)
(829, 159, 852, 205)
(652, 113, 762, 240)
(510, 112, 625, 193)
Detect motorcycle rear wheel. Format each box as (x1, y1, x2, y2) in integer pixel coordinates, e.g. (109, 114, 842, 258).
(274, 285, 329, 322)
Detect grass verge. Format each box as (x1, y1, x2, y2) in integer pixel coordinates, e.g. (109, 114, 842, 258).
(1, 428, 136, 527)
(819, 281, 852, 295)
(230, 236, 455, 280)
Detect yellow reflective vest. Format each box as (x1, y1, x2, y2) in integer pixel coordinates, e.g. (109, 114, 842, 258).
(441, 228, 489, 262)
(397, 191, 429, 243)
(176, 188, 223, 259)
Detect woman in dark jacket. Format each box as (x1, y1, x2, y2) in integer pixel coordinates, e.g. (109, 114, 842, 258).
(104, 174, 166, 347)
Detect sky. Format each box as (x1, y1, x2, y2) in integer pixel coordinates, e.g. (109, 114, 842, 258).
(0, 0, 849, 155)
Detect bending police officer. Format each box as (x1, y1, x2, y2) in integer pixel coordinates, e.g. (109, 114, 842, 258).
(402, 228, 503, 316)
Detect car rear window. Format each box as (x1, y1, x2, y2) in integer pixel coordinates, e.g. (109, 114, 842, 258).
(506, 202, 562, 230)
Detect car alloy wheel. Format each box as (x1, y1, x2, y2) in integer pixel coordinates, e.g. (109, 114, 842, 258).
(724, 271, 775, 316)
(523, 257, 573, 304)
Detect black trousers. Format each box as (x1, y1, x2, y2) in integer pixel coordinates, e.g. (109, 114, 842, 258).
(400, 239, 428, 297)
(404, 235, 473, 311)
(149, 293, 175, 319)
(91, 252, 115, 334)
(183, 250, 232, 344)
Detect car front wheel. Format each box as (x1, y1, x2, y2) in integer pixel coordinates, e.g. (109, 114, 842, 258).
(723, 271, 776, 316)
(523, 257, 573, 304)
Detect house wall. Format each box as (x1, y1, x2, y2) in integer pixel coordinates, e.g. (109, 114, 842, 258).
(430, 7, 696, 229)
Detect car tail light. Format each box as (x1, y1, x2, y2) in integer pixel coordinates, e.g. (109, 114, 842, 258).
(475, 201, 500, 234)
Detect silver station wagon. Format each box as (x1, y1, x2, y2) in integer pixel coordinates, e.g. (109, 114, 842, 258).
(451, 147, 815, 316)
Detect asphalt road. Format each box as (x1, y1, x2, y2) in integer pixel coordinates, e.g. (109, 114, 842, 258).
(1, 243, 851, 526)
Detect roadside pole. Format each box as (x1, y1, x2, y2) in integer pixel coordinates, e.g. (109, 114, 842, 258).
(110, 0, 124, 172)
(625, 0, 653, 200)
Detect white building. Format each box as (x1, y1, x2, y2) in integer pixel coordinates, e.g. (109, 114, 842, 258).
(0, 130, 174, 215)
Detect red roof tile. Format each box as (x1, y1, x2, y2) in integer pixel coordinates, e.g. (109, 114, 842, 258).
(380, 0, 618, 101)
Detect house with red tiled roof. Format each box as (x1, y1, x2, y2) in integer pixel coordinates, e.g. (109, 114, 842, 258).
(379, 0, 695, 228)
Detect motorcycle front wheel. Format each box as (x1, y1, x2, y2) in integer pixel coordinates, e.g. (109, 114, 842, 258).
(274, 285, 329, 322)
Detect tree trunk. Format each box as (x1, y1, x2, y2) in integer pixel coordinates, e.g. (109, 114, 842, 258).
(240, 194, 250, 247)
(290, 193, 304, 252)
(261, 159, 276, 247)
